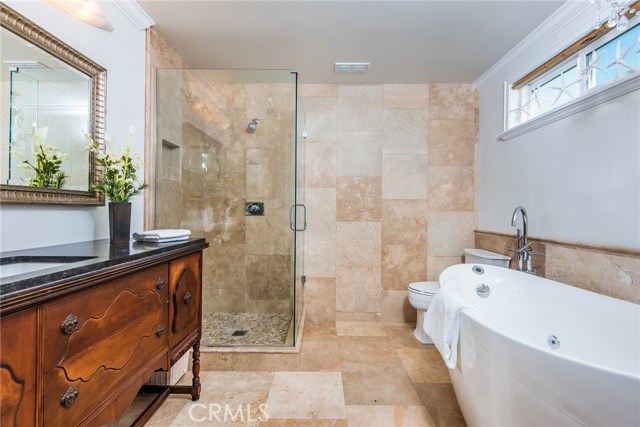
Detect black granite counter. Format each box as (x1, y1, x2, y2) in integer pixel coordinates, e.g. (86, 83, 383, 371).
(0, 238, 208, 312)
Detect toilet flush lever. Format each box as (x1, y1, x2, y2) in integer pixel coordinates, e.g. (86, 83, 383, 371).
(476, 283, 491, 298)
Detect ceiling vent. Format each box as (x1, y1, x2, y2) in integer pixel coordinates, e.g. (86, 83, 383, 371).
(334, 62, 370, 74)
(3, 61, 50, 70)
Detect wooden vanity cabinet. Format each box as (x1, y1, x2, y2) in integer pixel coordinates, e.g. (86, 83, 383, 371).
(167, 252, 202, 401)
(0, 309, 38, 427)
(169, 253, 201, 349)
(0, 242, 207, 427)
(42, 264, 169, 426)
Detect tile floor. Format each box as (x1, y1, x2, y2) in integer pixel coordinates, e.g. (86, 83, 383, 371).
(145, 321, 466, 426)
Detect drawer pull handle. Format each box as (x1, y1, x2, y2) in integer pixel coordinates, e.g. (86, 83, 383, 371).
(155, 325, 165, 337)
(60, 387, 79, 408)
(60, 314, 79, 335)
(156, 278, 165, 290)
(183, 291, 192, 305)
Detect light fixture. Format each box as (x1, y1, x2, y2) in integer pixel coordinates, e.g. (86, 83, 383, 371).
(47, 0, 113, 32)
(592, 0, 638, 32)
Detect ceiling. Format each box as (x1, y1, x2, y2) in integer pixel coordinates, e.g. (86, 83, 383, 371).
(138, 0, 566, 84)
(1, 27, 87, 83)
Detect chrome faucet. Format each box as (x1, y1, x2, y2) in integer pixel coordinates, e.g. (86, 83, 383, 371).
(510, 206, 531, 272)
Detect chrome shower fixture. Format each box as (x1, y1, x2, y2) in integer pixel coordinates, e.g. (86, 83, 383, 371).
(247, 118, 259, 133)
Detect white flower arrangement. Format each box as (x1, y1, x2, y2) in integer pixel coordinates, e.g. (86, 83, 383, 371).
(85, 126, 148, 202)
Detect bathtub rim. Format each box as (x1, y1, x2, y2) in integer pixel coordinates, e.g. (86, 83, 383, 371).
(438, 264, 640, 381)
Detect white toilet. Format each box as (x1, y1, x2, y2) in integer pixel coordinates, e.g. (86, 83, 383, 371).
(408, 248, 511, 344)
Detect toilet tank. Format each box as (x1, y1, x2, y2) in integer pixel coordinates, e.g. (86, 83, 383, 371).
(463, 248, 511, 268)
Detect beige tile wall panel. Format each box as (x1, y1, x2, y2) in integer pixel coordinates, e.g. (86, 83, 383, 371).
(383, 84, 430, 109)
(337, 85, 384, 132)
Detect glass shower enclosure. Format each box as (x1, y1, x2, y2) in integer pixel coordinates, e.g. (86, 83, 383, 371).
(4, 67, 89, 189)
(154, 69, 304, 347)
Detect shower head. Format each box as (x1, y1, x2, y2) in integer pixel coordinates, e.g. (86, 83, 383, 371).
(247, 118, 259, 133)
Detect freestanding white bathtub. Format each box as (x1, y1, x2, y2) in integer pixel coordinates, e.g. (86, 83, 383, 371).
(436, 263, 640, 427)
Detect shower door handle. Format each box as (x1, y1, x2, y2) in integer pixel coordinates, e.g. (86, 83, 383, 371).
(290, 204, 307, 232)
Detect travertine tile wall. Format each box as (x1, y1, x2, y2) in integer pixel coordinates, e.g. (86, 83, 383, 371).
(302, 84, 478, 324)
(475, 231, 640, 304)
(149, 30, 478, 323)
(150, 30, 296, 316)
(545, 246, 640, 303)
(156, 79, 296, 315)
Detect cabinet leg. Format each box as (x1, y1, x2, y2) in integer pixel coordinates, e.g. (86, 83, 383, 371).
(169, 335, 202, 400)
(191, 338, 201, 401)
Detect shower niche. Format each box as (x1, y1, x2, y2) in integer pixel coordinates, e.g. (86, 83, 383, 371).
(154, 69, 303, 348)
(160, 139, 181, 181)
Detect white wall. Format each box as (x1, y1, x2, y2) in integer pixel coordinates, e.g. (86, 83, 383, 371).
(0, 1, 147, 252)
(475, 3, 640, 249)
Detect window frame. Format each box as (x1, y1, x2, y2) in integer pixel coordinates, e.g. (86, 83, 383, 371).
(500, 16, 640, 141)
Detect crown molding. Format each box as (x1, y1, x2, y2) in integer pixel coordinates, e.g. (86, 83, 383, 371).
(111, 0, 154, 31)
(474, 1, 597, 91)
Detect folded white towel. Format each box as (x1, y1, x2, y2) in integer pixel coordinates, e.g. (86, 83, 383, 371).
(423, 286, 480, 369)
(132, 229, 191, 242)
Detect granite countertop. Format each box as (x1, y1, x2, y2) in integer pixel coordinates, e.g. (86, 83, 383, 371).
(0, 238, 208, 304)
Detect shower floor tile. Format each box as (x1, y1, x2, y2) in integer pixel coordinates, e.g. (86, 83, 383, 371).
(201, 312, 292, 346)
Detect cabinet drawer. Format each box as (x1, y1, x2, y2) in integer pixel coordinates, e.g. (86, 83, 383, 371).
(42, 264, 168, 374)
(169, 253, 201, 348)
(43, 305, 167, 427)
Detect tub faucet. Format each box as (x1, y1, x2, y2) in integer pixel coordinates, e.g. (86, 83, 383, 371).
(510, 206, 531, 272)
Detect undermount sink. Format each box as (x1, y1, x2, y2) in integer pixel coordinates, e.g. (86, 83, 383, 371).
(0, 256, 97, 279)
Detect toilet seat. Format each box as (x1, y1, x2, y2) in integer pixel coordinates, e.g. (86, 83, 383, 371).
(408, 281, 439, 296)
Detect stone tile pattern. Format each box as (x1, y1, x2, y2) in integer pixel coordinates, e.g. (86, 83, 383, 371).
(201, 313, 292, 346)
(151, 34, 476, 330)
(475, 231, 640, 304)
(302, 84, 477, 324)
(146, 321, 465, 426)
(145, 29, 190, 228)
(154, 37, 296, 316)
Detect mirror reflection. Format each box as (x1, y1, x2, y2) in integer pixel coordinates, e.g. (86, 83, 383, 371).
(1, 26, 90, 190)
(1, 3, 106, 205)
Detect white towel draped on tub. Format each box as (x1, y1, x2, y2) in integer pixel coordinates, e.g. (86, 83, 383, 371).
(423, 286, 481, 369)
(132, 229, 191, 243)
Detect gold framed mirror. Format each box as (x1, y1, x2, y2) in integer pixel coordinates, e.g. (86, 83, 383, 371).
(0, 3, 105, 205)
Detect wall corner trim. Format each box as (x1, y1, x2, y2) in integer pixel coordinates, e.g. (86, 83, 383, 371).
(474, 2, 595, 91)
(111, 0, 155, 31)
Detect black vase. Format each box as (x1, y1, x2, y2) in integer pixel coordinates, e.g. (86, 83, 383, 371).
(108, 202, 131, 244)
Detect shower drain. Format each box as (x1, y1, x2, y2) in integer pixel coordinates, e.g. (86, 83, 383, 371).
(231, 330, 248, 337)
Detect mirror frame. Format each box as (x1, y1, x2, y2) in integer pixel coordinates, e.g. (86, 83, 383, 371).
(0, 3, 105, 205)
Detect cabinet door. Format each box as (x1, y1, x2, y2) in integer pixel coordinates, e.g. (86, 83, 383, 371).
(1, 309, 37, 427)
(168, 253, 201, 348)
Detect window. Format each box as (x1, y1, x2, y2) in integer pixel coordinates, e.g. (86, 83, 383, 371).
(586, 24, 640, 87)
(506, 21, 640, 131)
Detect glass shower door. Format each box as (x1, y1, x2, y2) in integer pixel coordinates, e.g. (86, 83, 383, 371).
(155, 69, 302, 347)
(291, 72, 305, 346)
